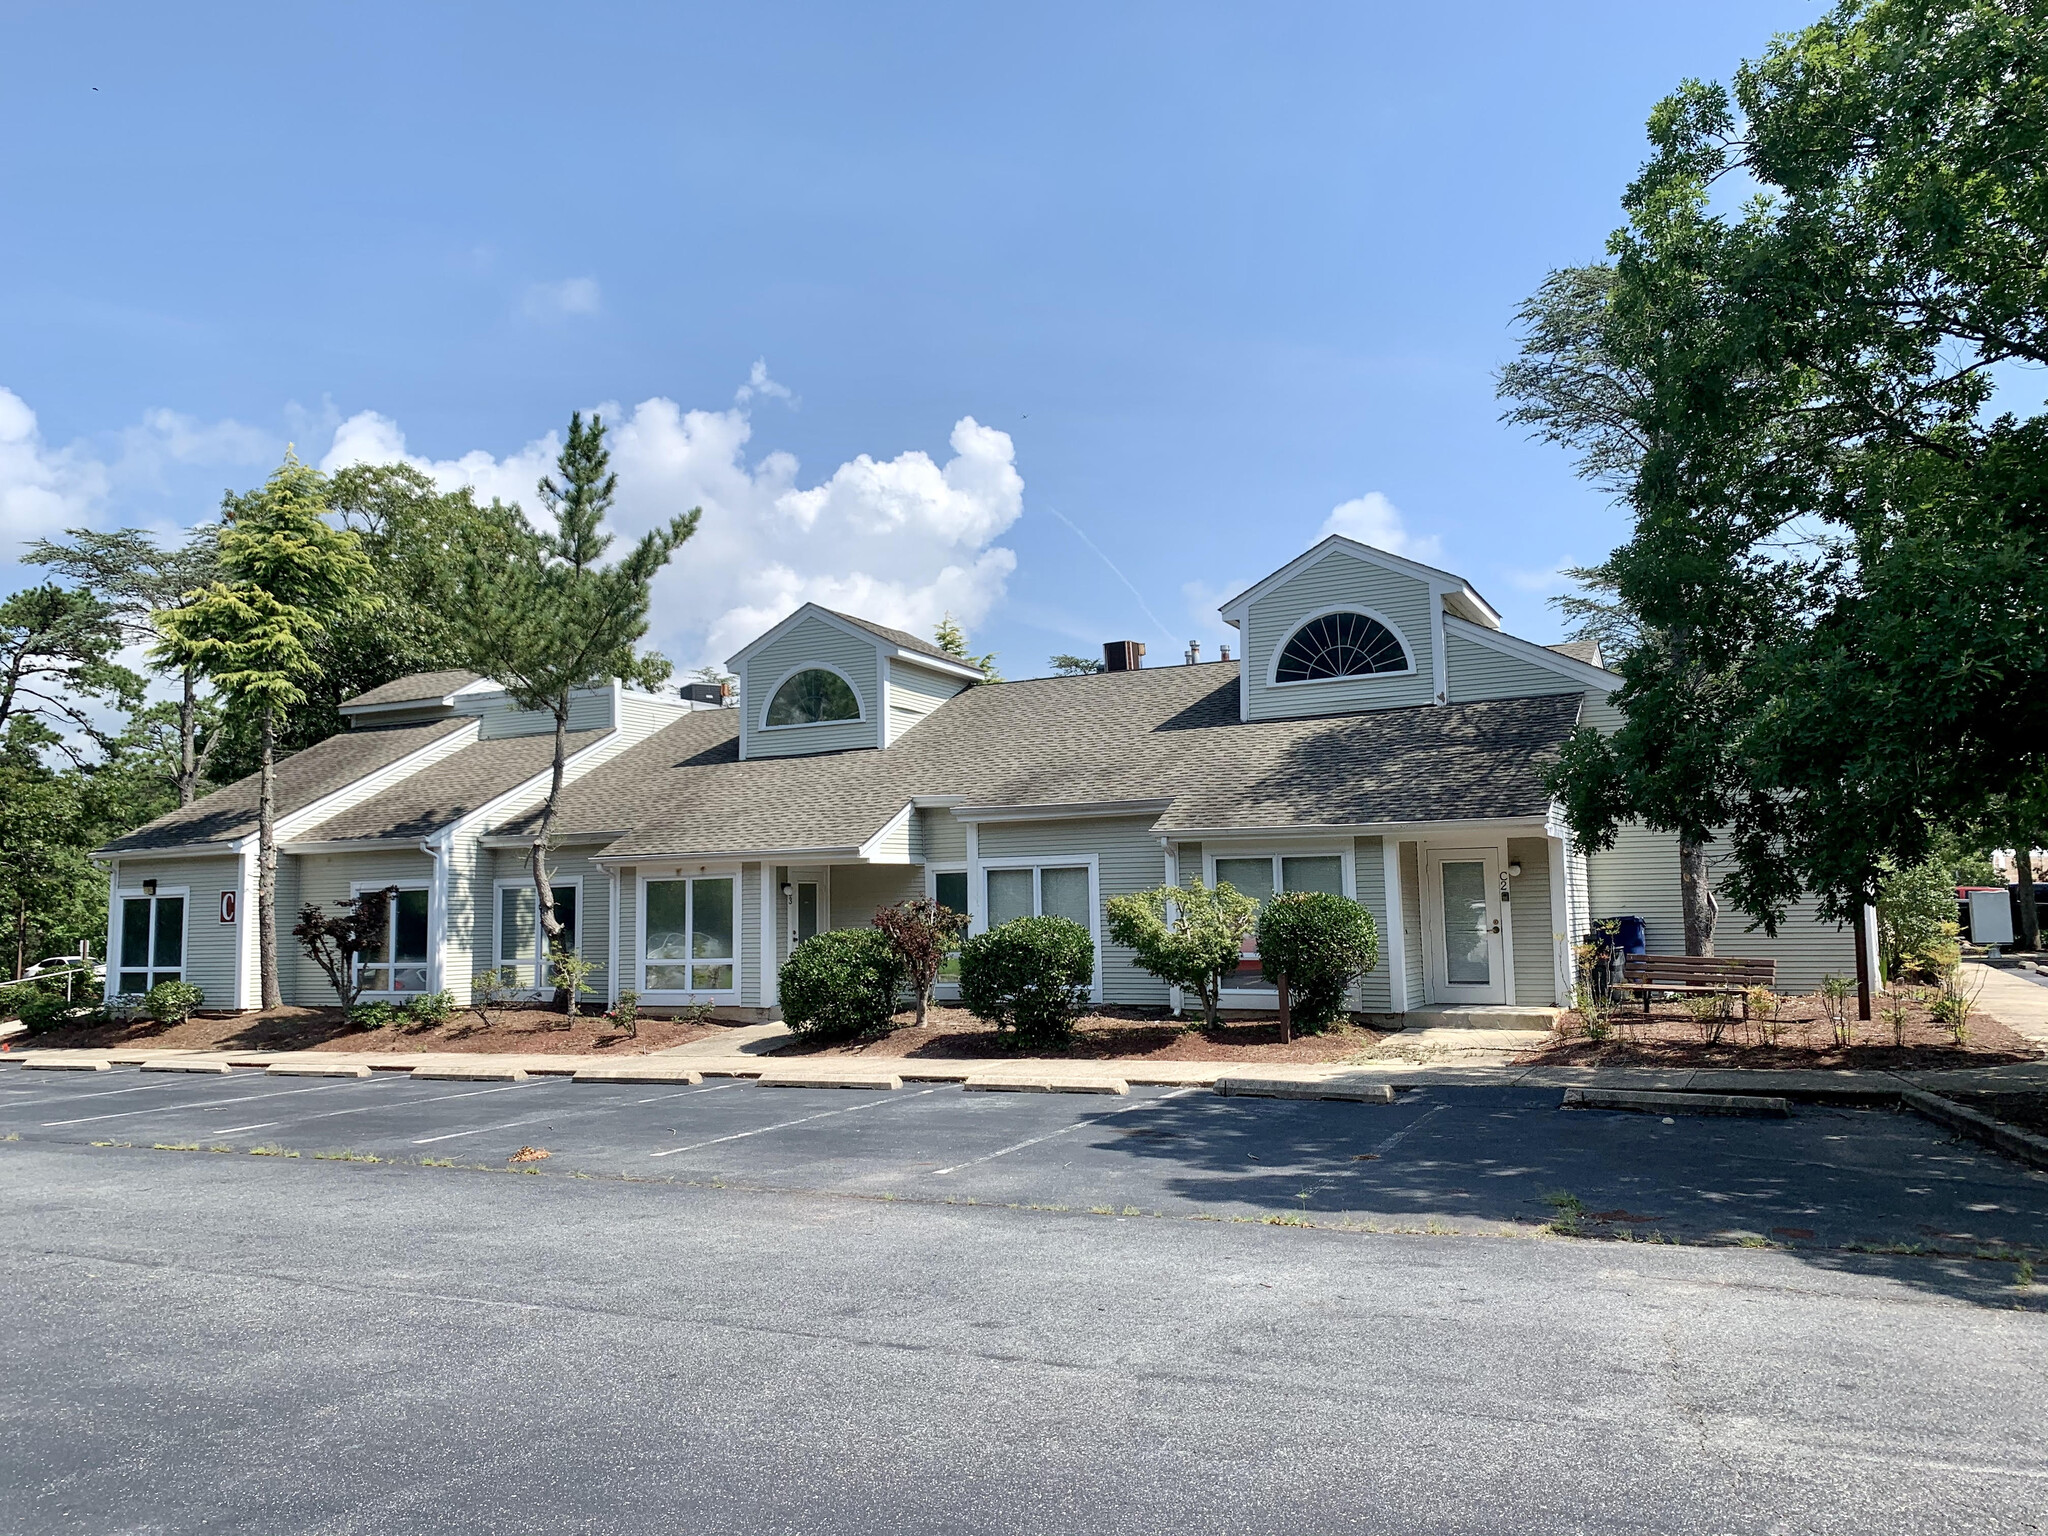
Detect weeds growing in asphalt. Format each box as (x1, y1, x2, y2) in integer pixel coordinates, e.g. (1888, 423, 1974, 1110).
(1542, 1190, 1586, 1237)
(248, 1145, 298, 1158)
(2016, 1259, 2036, 1288)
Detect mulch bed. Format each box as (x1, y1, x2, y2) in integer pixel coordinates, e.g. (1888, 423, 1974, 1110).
(778, 1004, 1394, 1063)
(1517, 988, 2039, 1072)
(8, 1005, 725, 1057)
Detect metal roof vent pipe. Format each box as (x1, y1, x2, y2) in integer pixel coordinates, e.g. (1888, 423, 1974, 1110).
(1103, 641, 1146, 672)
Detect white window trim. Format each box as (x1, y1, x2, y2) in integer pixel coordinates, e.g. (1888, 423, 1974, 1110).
(975, 854, 1102, 1004)
(348, 880, 435, 998)
(757, 663, 867, 732)
(1266, 604, 1418, 689)
(924, 862, 969, 999)
(636, 867, 743, 1001)
(112, 886, 191, 997)
(1202, 843, 1357, 999)
(493, 876, 585, 994)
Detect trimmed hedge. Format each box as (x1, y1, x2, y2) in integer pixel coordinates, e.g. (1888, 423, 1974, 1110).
(958, 916, 1094, 1047)
(780, 928, 906, 1038)
(143, 980, 206, 1025)
(1255, 891, 1380, 1032)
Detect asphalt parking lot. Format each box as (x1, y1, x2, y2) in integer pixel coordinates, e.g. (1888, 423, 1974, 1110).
(5, 1067, 2047, 1535)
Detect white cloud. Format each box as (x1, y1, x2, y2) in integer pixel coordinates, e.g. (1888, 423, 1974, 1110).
(1502, 559, 1576, 593)
(522, 276, 603, 319)
(110, 408, 273, 493)
(1182, 576, 1250, 649)
(0, 386, 111, 550)
(1320, 491, 1443, 563)
(734, 359, 794, 406)
(319, 389, 1026, 672)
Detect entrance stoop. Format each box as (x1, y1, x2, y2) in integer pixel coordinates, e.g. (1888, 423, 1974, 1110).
(1407, 1004, 1563, 1031)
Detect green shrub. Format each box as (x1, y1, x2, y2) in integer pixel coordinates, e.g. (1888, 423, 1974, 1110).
(142, 980, 206, 1025)
(403, 990, 456, 1026)
(1255, 892, 1380, 1033)
(958, 916, 1094, 1047)
(1876, 854, 1961, 981)
(780, 928, 905, 1038)
(1104, 880, 1259, 1028)
(349, 1000, 401, 1029)
(11, 987, 104, 1034)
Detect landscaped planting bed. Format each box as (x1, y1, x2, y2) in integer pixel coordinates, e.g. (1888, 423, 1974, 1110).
(8, 1005, 727, 1057)
(777, 1004, 1394, 1063)
(1519, 989, 2039, 1071)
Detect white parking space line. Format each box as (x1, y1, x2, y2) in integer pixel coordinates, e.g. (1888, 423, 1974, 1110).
(632, 1083, 747, 1105)
(0, 1079, 192, 1109)
(211, 1121, 281, 1135)
(42, 1077, 397, 1129)
(411, 1080, 749, 1145)
(648, 1087, 942, 1158)
(1367, 1102, 1445, 1158)
(927, 1088, 1200, 1177)
(254, 1081, 541, 1129)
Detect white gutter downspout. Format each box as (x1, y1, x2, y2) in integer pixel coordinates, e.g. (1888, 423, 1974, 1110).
(608, 866, 621, 1008)
(420, 836, 449, 996)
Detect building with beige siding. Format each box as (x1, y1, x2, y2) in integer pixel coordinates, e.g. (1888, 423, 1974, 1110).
(95, 535, 1861, 1018)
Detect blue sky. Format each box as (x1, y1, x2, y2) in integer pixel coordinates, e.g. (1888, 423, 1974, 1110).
(0, 0, 1818, 680)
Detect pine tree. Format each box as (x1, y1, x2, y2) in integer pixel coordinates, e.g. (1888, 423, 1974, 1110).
(154, 455, 376, 1008)
(934, 612, 1001, 682)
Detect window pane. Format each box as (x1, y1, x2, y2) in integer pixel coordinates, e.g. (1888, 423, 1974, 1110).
(1441, 861, 1491, 984)
(933, 872, 968, 918)
(645, 963, 691, 991)
(1215, 858, 1274, 904)
(500, 888, 535, 967)
(391, 966, 430, 993)
(121, 899, 151, 970)
(393, 889, 429, 963)
(691, 963, 734, 991)
(118, 971, 149, 994)
(766, 669, 860, 726)
(1281, 856, 1344, 897)
(645, 881, 689, 961)
(796, 884, 818, 943)
(151, 897, 184, 968)
(1220, 957, 1267, 990)
(1040, 867, 1091, 928)
(692, 877, 734, 959)
(987, 869, 1034, 927)
(556, 886, 578, 954)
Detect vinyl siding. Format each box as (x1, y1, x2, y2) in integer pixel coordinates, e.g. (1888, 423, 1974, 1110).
(1506, 835, 1557, 1005)
(458, 686, 615, 740)
(1177, 842, 1203, 887)
(864, 806, 917, 863)
(1398, 841, 1425, 1004)
(616, 867, 638, 996)
(920, 808, 968, 864)
(617, 689, 692, 733)
(1242, 549, 1437, 719)
(107, 855, 243, 1009)
(885, 660, 966, 746)
(472, 846, 613, 1003)
(1352, 836, 1393, 1012)
(977, 815, 1169, 1005)
(740, 863, 764, 1007)
(828, 863, 924, 931)
(281, 850, 436, 1004)
(1445, 630, 1585, 705)
(742, 615, 881, 759)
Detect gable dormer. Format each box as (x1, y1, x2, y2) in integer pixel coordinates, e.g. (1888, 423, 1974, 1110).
(1219, 535, 1500, 722)
(728, 604, 981, 760)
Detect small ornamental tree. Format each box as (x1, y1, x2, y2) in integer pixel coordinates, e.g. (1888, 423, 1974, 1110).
(872, 897, 970, 1027)
(958, 915, 1093, 1047)
(291, 886, 398, 1013)
(1104, 880, 1259, 1028)
(1256, 892, 1381, 1038)
(780, 928, 905, 1039)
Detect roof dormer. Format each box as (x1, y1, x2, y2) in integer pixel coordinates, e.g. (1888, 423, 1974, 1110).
(727, 604, 981, 759)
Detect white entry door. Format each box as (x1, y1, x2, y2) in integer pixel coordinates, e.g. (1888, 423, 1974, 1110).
(1423, 846, 1507, 1005)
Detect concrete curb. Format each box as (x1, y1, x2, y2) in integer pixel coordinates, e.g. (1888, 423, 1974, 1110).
(409, 1065, 530, 1082)
(573, 1066, 703, 1085)
(755, 1069, 903, 1090)
(963, 1074, 1129, 1095)
(1214, 1076, 1396, 1103)
(1562, 1087, 1790, 1117)
(266, 1063, 372, 1078)
(140, 1059, 236, 1075)
(1900, 1089, 2048, 1172)
(20, 1057, 110, 1071)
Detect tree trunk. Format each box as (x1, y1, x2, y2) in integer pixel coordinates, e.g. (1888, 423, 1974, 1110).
(178, 666, 199, 807)
(1680, 840, 1718, 957)
(532, 703, 570, 1020)
(2018, 847, 2041, 952)
(258, 705, 280, 1009)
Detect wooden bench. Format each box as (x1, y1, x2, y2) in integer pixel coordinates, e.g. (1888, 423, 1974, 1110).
(1616, 955, 1777, 1016)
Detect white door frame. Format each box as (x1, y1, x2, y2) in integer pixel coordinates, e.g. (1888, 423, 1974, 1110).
(1421, 843, 1511, 1005)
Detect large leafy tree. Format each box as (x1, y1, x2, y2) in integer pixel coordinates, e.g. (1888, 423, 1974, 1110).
(26, 527, 222, 802)
(155, 455, 377, 1007)
(0, 584, 143, 765)
(453, 412, 698, 954)
(1533, 0, 2048, 957)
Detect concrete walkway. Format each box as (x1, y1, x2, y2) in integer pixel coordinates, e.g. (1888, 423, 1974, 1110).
(1966, 960, 2048, 1050)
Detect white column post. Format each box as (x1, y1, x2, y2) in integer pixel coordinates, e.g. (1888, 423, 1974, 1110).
(1381, 839, 1409, 1015)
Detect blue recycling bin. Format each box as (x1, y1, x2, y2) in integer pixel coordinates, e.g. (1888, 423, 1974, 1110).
(1612, 915, 1647, 955)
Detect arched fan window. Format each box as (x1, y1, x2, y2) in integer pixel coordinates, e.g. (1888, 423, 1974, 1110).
(1273, 611, 1409, 683)
(765, 668, 861, 726)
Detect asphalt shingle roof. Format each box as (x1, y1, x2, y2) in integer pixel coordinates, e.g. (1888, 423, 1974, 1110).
(289, 729, 612, 843)
(99, 717, 475, 854)
(496, 663, 1581, 859)
(341, 670, 484, 709)
(822, 609, 970, 669)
